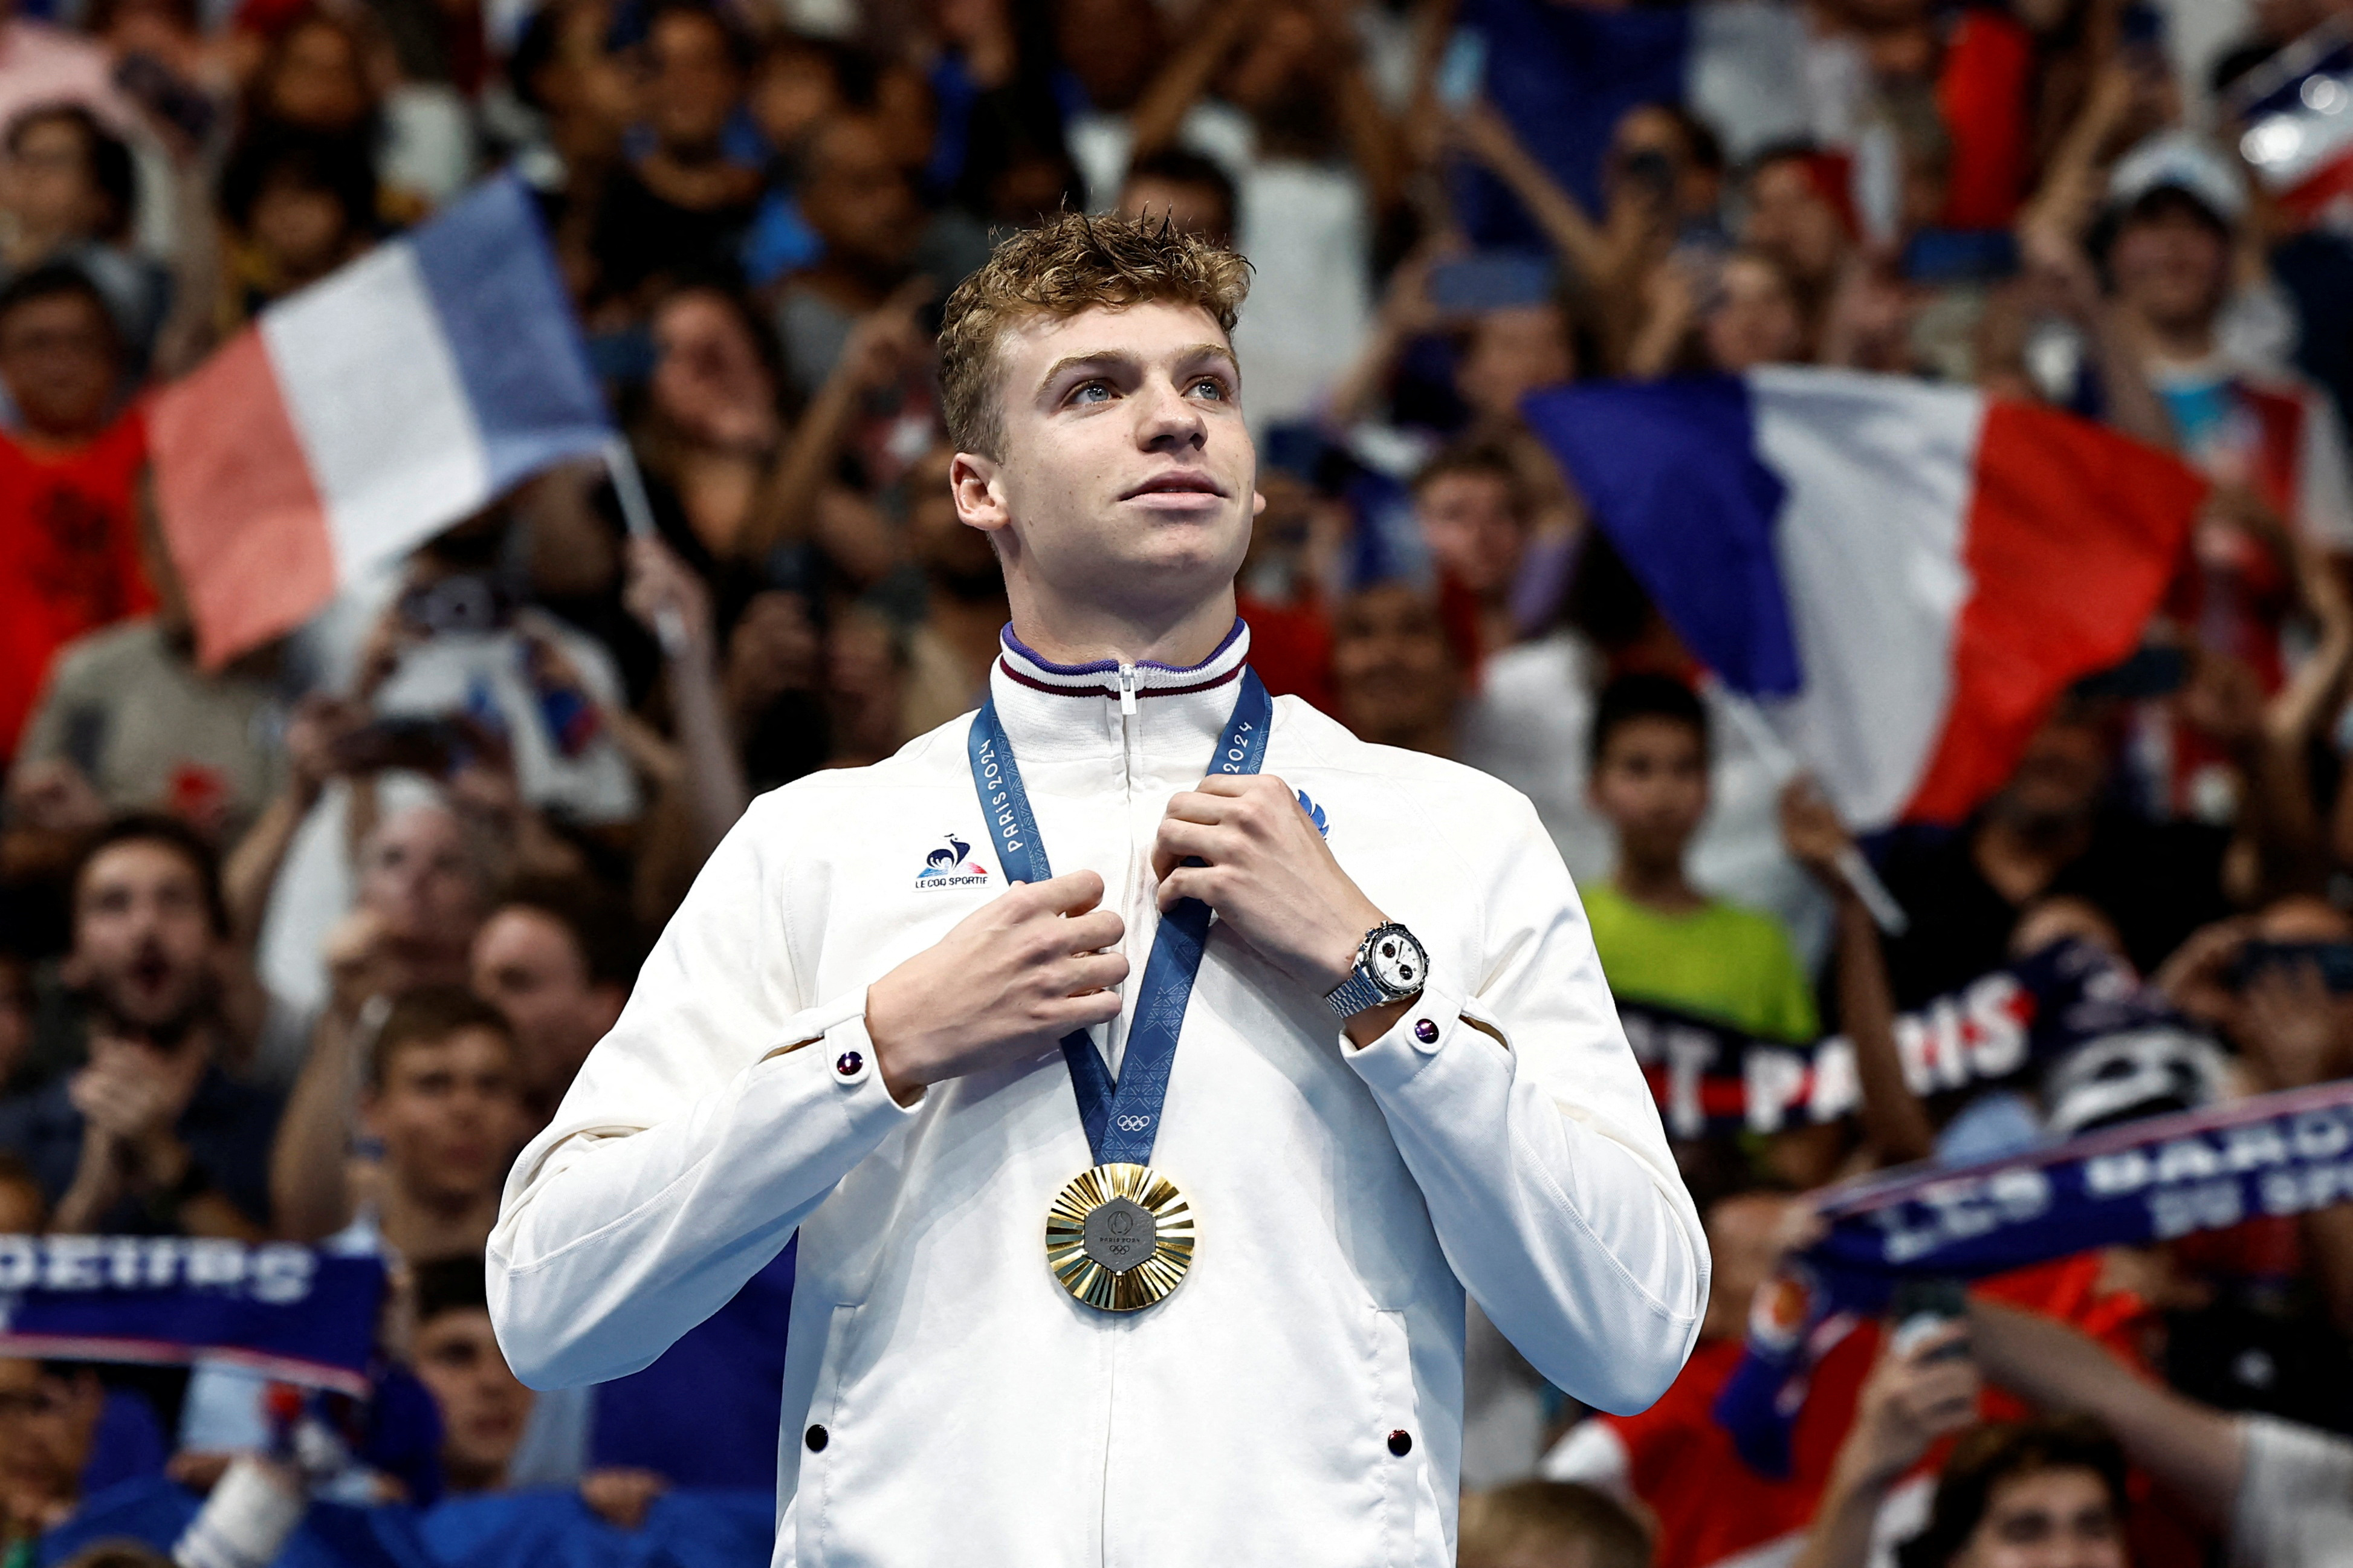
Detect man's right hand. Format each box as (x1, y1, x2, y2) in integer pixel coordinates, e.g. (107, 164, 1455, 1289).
(864, 872, 1128, 1106)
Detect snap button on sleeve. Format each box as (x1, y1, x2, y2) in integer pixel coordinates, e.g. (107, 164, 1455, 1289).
(1413, 1019, 1439, 1045)
(833, 1049, 868, 1083)
(806, 1425, 829, 1451)
(1387, 1429, 1413, 1456)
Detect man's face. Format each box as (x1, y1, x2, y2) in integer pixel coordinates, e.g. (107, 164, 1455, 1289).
(249, 175, 351, 283)
(0, 1362, 101, 1512)
(1455, 303, 1573, 422)
(642, 10, 739, 153)
(364, 1028, 526, 1206)
(1591, 717, 1710, 864)
(1744, 160, 1847, 288)
(956, 300, 1260, 630)
(70, 840, 218, 1038)
(267, 19, 370, 132)
(1330, 585, 1458, 751)
(0, 118, 103, 242)
(1417, 471, 1524, 598)
(1995, 713, 2110, 832)
(0, 292, 118, 442)
(471, 909, 619, 1101)
(1951, 1468, 2125, 1568)
(411, 1309, 534, 1491)
(356, 805, 486, 953)
(800, 118, 920, 270)
(1705, 254, 1805, 373)
(2109, 201, 2229, 335)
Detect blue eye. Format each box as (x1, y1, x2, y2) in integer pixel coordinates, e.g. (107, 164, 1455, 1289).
(1070, 381, 1112, 404)
(1189, 377, 1228, 400)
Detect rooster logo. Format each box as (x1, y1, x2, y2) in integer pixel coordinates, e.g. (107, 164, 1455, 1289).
(916, 833, 987, 883)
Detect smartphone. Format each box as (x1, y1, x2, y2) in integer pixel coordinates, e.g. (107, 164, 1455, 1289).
(1888, 1277, 1972, 1361)
(329, 716, 468, 777)
(1428, 252, 1555, 314)
(398, 574, 514, 637)
(1434, 28, 1487, 109)
(2230, 939, 2353, 994)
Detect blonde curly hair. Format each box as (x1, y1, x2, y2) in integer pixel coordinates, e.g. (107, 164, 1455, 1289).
(937, 212, 1251, 461)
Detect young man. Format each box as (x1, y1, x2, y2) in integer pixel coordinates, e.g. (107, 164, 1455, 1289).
(272, 986, 527, 1261)
(1584, 673, 1816, 1046)
(0, 815, 276, 1237)
(409, 1257, 667, 1528)
(491, 213, 1703, 1566)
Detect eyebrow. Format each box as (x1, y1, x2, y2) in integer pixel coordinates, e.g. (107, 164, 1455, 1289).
(1036, 343, 1240, 395)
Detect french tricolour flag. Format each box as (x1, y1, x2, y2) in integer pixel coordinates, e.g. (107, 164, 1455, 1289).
(1525, 371, 2206, 831)
(152, 177, 610, 668)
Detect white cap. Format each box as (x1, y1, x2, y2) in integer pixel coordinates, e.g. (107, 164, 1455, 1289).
(2107, 130, 2248, 224)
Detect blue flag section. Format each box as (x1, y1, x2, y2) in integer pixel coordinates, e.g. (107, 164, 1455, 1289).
(1520, 378, 1802, 697)
(1715, 1081, 2353, 1474)
(0, 1238, 384, 1395)
(406, 175, 615, 493)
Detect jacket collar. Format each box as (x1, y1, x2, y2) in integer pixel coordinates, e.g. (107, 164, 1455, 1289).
(994, 619, 1250, 700)
(986, 619, 1255, 769)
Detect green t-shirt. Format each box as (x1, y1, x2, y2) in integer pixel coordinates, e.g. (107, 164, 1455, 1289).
(1583, 883, 1819, 1045)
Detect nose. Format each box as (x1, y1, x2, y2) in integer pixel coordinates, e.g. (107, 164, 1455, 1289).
(1132, 372, 1206, 453)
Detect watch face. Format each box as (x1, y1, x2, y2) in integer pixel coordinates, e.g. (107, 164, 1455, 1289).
(1367, 928, 1425, 994)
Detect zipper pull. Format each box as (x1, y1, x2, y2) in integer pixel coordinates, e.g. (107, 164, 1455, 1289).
(1116, 663, 1139, 718)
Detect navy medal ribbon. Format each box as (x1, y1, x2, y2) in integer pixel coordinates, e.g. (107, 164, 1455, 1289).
(965, 667, 1272, 1165)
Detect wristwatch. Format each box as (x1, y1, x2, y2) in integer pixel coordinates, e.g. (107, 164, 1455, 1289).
(1324, 922, 1429, 1017)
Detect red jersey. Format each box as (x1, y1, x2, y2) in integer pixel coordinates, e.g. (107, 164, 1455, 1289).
(0, 410, 154, 757)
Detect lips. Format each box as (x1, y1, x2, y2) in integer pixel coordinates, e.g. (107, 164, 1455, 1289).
(1121, 471, 1226, 501)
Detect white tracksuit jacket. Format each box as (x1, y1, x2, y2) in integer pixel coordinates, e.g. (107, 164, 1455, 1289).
(488, 623, 1708, 1567)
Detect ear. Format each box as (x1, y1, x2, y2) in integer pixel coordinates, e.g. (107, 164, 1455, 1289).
(950, 451, 1010, 541)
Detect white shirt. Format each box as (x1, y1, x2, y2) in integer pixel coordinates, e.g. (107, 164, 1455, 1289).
(489, 623, 1707, 1567)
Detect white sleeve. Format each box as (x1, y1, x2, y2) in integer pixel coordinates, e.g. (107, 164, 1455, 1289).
(2229, 1414, 2353, 1568)
(487, 800, 915, 1390)
(1343, 792, 1708, 1415)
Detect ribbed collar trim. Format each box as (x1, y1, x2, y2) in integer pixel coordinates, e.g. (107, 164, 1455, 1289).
(995, 619, 1251, 699)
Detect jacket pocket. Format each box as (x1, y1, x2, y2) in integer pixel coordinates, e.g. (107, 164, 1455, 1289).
(794, 1302, 861, 1568)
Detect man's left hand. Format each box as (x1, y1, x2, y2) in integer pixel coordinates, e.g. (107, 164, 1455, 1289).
(1152, 775, 1386, 1001)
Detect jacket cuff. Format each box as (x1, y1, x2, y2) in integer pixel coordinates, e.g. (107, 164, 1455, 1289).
(757, 989, 920, 1132)
(1341, 980, 1480, 1093)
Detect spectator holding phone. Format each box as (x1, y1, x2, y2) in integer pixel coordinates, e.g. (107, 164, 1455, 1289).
(1793, 1318, 1987, 1568)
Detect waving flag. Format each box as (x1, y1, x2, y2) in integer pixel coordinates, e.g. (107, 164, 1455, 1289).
(1525, 370, 2204, 831)
(151, 176, 611, 669)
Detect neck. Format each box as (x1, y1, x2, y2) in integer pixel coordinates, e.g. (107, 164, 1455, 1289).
(1005, 585, 1239, 669)
(383, 1181, 500, 1260)
(1613, 855, 1700, 913)
(2128, 305, 2216, 364)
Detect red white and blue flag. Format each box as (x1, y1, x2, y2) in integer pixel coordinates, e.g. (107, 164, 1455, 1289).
(151, 177, 611, 669)
(1524, 370, 2207, 831)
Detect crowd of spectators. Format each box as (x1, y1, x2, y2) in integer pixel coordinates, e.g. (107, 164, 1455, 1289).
(8, 0, 2353, 1562)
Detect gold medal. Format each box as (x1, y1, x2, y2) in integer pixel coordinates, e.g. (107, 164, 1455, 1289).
(1044, 1162, 1196, 1312)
